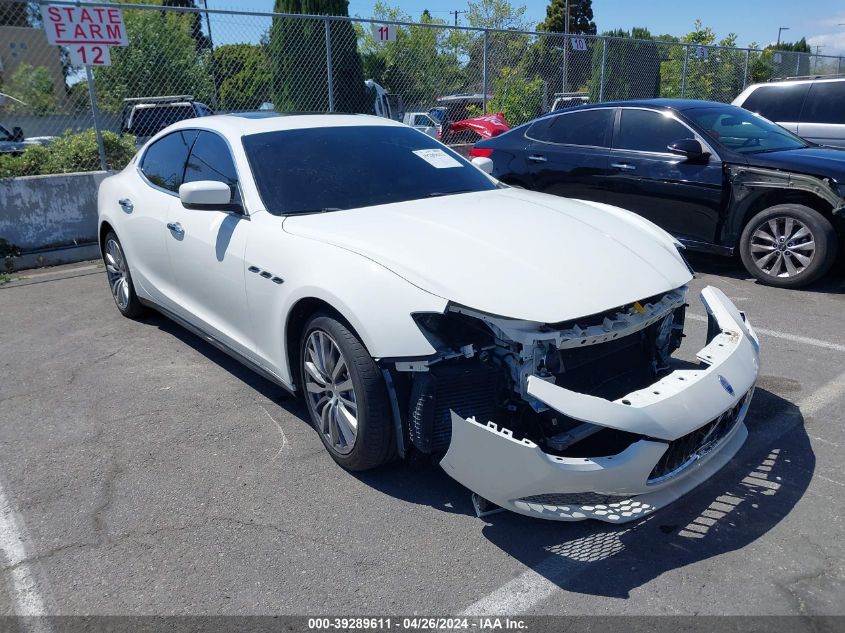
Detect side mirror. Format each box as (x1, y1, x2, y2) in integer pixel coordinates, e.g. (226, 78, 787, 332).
(179, 180, 240, 212)
(668, 138, 709, 161)
(11, 127, 24, 142)
(471, 156, 495, 175)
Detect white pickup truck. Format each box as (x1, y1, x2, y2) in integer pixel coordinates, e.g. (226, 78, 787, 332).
(402, 112, 441, 138)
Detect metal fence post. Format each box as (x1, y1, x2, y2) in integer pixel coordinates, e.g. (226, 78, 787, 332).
(482, 30, 488, 113)
(324, 18, 335, 113)
(742, 49, 750, 89)
(840, 57, 844, 74)
(85, 66, 108, 172)
(598, 37, 607, 102)
(680, 45, 689, 98)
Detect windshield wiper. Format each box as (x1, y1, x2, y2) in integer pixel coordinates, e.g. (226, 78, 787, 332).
(290, 207, 343, 215)
(426, 189, 474, 198)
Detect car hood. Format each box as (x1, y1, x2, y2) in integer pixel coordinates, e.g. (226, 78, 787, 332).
(282, 189, 692, 323)
(744, 146, 845, 182)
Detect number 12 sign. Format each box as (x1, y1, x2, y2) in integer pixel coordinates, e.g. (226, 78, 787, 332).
(371, 23, 397, 44)
(41, 4, 127, 66)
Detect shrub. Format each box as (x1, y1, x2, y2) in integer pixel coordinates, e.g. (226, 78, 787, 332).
(0, 129, 137, 177)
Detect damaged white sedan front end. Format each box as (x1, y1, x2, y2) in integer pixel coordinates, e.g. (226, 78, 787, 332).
(281, 183, 760, 523)
(396, 285, 759, 523)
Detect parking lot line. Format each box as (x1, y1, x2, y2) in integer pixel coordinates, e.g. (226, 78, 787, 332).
(0, 482, 47, 617)
(458, 368, 845, 616)
(686, 314, 845, 353)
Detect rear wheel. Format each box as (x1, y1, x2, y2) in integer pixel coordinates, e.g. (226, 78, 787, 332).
(739, 204, 837, 288)
(300, 313, 394, 471)
(103, 231, 145, 318)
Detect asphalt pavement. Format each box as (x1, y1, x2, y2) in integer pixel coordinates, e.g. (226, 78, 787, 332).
(0, 255, 843, 618)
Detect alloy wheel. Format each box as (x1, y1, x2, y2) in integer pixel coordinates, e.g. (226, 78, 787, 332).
(303, 330, 359, 455)
(749, 216, 816, 279)
(105, 238, 131, 311)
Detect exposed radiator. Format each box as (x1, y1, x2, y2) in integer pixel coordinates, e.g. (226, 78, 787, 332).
(408, 361, 500, 453)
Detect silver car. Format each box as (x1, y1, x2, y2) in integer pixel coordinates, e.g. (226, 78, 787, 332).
(733, 76, 845, 148)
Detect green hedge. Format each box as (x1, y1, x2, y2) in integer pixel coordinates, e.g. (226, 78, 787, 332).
(0, 129, 137, 178)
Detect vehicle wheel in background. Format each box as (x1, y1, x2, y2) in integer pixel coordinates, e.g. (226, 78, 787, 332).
(300, 313, 394, 471)
(739, 204, 837, 288)
(103, 231, 146, 318)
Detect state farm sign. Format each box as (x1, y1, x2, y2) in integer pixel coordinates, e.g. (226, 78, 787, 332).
(41, 5, 128, 66)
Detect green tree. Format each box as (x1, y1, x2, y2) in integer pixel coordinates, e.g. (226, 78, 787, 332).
(532, 0, 597, 98)
(356, 3, 466, 108)
(538, 0, 596, 35)
(487, 67, 543, 124)
(658, 21, 744, 102)
(588, 28, 661, 102)
(749, 39, 812, 83)
(163, 0, 212, 50)
(93, 1, 213, 112)
(5, 64, 60, 114)
(269, 0, 367, 113)
(213, 44, 272, 110)
(467, 0, 528, 30)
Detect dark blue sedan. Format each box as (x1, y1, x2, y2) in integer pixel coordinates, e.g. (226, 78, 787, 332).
(471, 99, 845, 288)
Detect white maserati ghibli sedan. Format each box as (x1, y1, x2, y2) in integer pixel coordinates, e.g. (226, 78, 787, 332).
(98, 113, 760, 522)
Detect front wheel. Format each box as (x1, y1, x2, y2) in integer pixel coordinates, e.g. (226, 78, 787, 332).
(739, 204, 837, 288)
(300, 313, 394, 471)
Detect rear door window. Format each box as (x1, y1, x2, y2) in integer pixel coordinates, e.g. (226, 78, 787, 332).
(741, 84, 809, 122)
(527, 109, 613, 147)
(140, 130, 198, 193)
(800, 81, 845, 124)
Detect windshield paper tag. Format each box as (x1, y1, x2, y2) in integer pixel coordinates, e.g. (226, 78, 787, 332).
(412, 148, 462, 169)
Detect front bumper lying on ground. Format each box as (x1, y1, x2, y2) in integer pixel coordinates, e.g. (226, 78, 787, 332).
(440, 286, 761, 523)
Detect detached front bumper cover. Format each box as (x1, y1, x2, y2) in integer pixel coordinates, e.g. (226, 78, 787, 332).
(440, 286, 760, 523)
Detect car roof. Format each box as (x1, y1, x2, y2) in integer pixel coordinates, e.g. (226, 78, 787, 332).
(540, 98, 732, 117)
(561, 98, 730, 112)
(163, 112, 404, 136)
(746, 76, 845, 89)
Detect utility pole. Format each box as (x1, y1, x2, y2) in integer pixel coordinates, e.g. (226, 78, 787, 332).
(449, 10, 466, 26)
(776, 26, 789, 46)
(202, 0, 219, 110)
(562, 0, 570, 93)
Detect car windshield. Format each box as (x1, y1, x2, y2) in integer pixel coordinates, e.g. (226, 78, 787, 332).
(684, 105, 809, 154)
(242, 125, 496, 215)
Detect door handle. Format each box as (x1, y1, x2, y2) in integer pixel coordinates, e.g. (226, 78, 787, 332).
(118, 198, 133, 213)
(611, 162, 636, 171)
(166, 222, 184, 236)
(527, 155, 547, 163)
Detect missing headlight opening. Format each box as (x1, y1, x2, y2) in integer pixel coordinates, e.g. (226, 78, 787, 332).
(390, 286, 690, 460)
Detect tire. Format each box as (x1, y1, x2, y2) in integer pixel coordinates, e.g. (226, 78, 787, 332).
(739, 204, 837, 289)
(103, 231, 145, 318)
(299, 312, 394, 471)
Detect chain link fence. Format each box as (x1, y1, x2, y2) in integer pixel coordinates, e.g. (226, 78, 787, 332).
(2, 0, 843, 175)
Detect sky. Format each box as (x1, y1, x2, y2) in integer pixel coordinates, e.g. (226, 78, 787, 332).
(205, 0, 845, 55)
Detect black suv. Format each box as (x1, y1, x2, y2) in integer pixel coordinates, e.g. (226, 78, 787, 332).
(472, 99, 845, 288)
(121, 95, 213, 146)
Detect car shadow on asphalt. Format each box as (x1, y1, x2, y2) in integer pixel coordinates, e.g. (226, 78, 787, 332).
(686, 252, 845, 295)
(143, 311, 814, 598)
(143, 309, 478, 514)
(476, 388, 814, 599)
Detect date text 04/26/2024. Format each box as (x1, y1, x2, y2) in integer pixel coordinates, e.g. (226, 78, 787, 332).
(307, 617, 528, 630)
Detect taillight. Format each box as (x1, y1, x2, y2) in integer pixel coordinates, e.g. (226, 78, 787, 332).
(469, 147, 493, 158)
